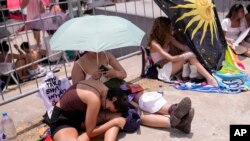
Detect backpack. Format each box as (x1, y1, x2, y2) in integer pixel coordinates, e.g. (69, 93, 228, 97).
(140, 46, 158, 79)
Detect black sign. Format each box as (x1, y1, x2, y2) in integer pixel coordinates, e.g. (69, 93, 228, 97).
(230, 125, 250, 141)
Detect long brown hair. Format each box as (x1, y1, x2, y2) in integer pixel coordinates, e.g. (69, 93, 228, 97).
(147, 17, 171, 47)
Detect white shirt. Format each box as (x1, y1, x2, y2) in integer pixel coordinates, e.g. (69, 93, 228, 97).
(221, 18, 247, 40)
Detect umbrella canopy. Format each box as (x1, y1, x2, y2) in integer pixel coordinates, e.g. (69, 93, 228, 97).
(50, 15, 145, 52)
(153, 0, 226, 71)
(28, 12, 68, 31)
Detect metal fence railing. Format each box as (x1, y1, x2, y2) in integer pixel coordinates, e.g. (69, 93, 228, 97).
(0, 0, 249, 105)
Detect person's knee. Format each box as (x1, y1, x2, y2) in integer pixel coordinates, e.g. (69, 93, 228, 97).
(188, 57, 199, 64)
(244, 50, 250, 57)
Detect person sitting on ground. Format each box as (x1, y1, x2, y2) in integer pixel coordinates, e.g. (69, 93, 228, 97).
(126, 88, 194, 134)
(50, 79, 130, 141)
(0, 41, 26, 81)
(20, 42, 44, 78)
(71, 51, 127, 85)
(245, 4, 250, 27)
(148, 16, 218, 87)
(221, 4, 250, 57)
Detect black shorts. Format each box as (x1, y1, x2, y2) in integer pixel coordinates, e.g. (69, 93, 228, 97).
(50, 106, 86, 138)
(31, 28, 40, 31)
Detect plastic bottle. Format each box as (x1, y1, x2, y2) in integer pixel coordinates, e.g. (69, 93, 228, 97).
(1, 112, 17, 141)
(0, 124, 6, 141)
(157, 85, 164, 95)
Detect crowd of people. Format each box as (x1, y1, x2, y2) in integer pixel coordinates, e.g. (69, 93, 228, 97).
(1, 1, 250, 141)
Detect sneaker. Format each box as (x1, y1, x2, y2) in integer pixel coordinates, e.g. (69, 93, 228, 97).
(170, 97, 192, 127)
(176, 108, 195, 134)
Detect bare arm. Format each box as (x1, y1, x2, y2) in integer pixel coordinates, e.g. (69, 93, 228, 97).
(21, 0, 29, 9)
(71, 62, 86, 84)
(104, 52, 127, 79)
(84, 93, 125, 137)
(11, 53, 26, 60)
(14, 45, 24, 55)
(150, 40, 184, 62)
(223, 31, 234, 44)
(170, 38, 190, 52)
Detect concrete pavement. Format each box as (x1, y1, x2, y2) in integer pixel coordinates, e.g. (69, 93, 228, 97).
(1, 54, 250, 141)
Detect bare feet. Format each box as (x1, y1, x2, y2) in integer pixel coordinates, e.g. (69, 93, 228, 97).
(207, 78, 218, 87)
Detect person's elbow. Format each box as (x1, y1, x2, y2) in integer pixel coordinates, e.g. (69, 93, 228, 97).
(86, 131, 95, 138)
(121, 71, 127, 79)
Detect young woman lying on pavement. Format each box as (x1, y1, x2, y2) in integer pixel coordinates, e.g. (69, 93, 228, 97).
(120, 82, 194, 134)
(50, 80, 131, 141)
(128, 89, 194, 134)
(148, 16, 218, 87)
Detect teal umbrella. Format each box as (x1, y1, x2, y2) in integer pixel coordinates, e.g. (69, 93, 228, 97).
(50, 15, 145, 52)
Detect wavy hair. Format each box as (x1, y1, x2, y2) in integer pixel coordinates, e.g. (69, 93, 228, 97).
(226, 4, 244, 19)
(0, 41, 9, 53)
(147, 17, 171, 47)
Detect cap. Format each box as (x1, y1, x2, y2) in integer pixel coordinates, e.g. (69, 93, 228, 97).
(2, 112, 7, 117)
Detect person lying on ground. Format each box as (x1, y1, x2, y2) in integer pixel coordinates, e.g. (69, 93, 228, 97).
(50, 79, 131, 141)
(122, 84, 194, 134)
(148, 16, 218, 87)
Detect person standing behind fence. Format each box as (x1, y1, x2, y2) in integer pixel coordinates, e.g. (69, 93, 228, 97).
(21, 0, 46, 48)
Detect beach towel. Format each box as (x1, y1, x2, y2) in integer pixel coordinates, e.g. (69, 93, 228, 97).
(173, 47, 250, 93)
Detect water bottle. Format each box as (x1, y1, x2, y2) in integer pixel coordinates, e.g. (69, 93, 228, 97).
(157, 85, 164, 95)
(1, 112, 17, 141)
(0, 124, 6, 141)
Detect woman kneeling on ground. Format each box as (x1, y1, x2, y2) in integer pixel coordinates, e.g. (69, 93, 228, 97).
(148, 17, 218, 87)
(50, 80, 130, 141)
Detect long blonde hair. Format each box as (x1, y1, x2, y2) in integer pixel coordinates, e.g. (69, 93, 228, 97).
(147, 17, 171, 47)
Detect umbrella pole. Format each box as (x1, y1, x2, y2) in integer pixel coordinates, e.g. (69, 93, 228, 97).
(97, 52, 99, 68)
(97, 52, 101, 82)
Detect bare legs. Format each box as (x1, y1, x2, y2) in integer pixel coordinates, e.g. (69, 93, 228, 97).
(138, 97, 194, 133)
(140, 111, 171, 128)
(188, 57, 218, 87)
(170, 54, 218, 87)
(53, 127, 91, 141)
(244, 50, 250, 57)
(171, 59, 185, 76)
(33, 30, 41, 47)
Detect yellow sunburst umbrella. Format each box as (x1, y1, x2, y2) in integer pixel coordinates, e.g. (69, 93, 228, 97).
(154, 0, 227, 71)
